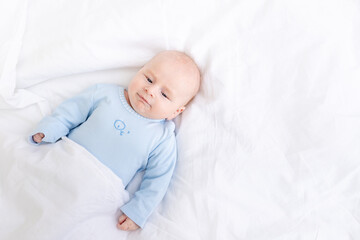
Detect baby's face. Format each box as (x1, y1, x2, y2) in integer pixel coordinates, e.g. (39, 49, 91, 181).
(127, 51, 200, 120)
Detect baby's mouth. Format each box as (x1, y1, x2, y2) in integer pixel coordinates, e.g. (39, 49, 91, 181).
(137, 93, 150, 106)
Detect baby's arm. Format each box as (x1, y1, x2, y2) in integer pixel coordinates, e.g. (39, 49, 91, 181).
(30, 84, 99, 144)
(117, 214, 139, 231)
(119, 129, 177, 229)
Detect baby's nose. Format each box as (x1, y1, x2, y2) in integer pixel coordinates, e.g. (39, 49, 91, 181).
(145, 87, 154, 97)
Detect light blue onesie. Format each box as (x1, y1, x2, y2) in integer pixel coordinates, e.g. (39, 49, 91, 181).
(30, 83, 177, 228)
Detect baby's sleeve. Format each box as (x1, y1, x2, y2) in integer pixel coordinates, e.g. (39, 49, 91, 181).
(120, 130, 177, 228)
(29, 84, 99, 144)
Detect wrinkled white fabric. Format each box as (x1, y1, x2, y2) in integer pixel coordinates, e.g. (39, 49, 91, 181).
(0, 0, 360, 239)
(0, 137, 129, 240)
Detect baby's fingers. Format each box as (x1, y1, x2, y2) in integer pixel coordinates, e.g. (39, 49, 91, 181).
(117, 214, 127, 226)
(32, 133, 45, 143)
(117, 215, 139, 231)
(118, 219, 137, 231)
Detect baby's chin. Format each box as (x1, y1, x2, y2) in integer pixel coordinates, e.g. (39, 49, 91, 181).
(131, 104, 159, 119)
(137, 108, 168, 120)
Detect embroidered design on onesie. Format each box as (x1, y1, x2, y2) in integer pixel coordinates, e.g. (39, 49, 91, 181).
(114, 120, 130, 136)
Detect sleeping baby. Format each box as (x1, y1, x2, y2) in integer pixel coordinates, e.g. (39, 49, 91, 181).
(30, 50, 201, 231)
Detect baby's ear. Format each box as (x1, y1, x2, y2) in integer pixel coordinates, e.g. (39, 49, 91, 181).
(166, 106, 185, 120)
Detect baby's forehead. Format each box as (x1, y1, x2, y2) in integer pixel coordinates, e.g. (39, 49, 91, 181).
(155, 51, 189, 62)
(152, 51, 197, 69)
(146, 55, 194, 78)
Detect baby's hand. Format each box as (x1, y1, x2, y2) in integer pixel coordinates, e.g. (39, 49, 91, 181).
(117, 214, 139, 231)
(32, 133, 45, 143)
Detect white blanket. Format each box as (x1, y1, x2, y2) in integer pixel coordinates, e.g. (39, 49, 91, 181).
(0, 137, 129, 240)
(1, 0, 360, 239)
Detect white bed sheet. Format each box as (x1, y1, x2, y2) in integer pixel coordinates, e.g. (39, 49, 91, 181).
(1, 0, 360, 239)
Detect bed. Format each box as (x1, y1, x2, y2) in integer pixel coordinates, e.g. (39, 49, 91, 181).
(1, 0, 360, 239)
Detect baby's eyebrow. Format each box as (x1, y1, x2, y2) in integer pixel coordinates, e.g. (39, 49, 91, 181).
(147, 69, 157, 80)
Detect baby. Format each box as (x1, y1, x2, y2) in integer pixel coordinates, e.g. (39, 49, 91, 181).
(30, 50, 201, 231)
